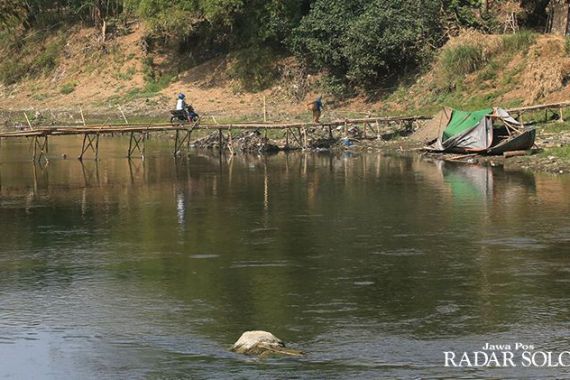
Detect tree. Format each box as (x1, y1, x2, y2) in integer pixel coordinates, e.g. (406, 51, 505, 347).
(290, 0, 442, 87)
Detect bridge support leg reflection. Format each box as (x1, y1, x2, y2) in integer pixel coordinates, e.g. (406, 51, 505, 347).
(32, 135, 49, 164)
(128, 131, 145, 159)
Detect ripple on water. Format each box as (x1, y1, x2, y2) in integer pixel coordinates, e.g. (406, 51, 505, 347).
(353, 281, 375, 286)
(248, 227, 279, 233)
(371, 248, 424, 257)
(480, 237, 548, 251)
(230, 260, 290, 269)
(190, 254, 219, 259)
(435, 304, 460, 315)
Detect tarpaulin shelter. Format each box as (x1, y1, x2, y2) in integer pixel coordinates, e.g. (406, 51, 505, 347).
(426, 107, 535, 154)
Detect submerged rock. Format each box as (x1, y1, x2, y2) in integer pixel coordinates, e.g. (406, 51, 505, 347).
(231, 331, 304, 357)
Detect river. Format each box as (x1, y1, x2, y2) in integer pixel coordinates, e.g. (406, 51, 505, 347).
(1, 136, 570, 379)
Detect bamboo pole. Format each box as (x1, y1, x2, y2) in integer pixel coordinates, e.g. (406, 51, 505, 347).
(80, 107, 86, 126)
(118, 106, 129, 124)
(24, 112, 34, 130)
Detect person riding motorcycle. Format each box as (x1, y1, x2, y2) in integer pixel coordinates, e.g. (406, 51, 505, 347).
(176, 93, 199, 121)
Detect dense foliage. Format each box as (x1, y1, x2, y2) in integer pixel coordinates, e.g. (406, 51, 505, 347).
(0, 0, 553, 89)
(289, 0, 442, 86)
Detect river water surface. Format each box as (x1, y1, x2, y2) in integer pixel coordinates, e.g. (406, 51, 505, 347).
(1, 136, 570, 379)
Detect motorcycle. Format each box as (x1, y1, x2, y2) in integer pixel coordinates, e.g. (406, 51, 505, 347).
(170, 104, 199, 126)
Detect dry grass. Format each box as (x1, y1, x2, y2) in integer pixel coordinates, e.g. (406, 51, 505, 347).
(519, 37, 570, 104)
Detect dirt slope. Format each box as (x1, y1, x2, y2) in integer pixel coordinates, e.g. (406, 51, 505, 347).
(1, 27, 570, 122)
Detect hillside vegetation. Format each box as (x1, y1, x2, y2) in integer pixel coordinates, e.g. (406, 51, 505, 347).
(385, 30, 570, 114)
(0, 0, 568, 120)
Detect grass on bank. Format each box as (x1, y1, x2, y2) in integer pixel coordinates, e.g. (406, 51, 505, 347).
(387, 31, 540, 116)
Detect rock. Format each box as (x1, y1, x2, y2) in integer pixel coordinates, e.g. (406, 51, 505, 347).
(231, 330, 303, 357)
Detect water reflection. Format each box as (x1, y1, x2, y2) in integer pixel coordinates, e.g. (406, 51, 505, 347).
(1, 142, 570, 378)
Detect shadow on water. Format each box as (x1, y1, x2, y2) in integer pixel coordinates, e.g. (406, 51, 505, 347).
(1, 139, 570, 378)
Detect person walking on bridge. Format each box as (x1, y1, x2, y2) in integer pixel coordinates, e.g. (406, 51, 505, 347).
(307, 95, 324, 123)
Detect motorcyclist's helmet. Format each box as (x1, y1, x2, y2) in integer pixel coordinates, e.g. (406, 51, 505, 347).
(178, 93, 185, 99)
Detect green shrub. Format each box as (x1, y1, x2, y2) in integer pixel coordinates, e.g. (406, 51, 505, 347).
(144, 72, 175, 93)
(228, 46, 279, 92)
(115, 67, 136, 81)
(0, 60, 27, 84)
(502, 30, 537, 54)
(440, 44, 485, 78)
(318, 75, 355, 100)
(565, 37, 570, 56)
(60, 82, 76, 94)
(31, 39, 63, 74)
(478, 60, 499, 81)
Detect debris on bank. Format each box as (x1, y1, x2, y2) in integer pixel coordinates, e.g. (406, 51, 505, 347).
(191, 130, 280, 153)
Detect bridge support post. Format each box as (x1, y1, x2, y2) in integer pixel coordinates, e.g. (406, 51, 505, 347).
(32, 135, 49, 164)
(128, 131, 145, 159)
(227, 128, 234, 155)
(79, 132, 100, 160)
(375, 121, 381, 140)
(174, 124, 195, 158)
(173, 127, 194, 157)
(218, 128, 223, 152)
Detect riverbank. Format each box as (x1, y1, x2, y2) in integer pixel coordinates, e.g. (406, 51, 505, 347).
(339, 120, 570, 175)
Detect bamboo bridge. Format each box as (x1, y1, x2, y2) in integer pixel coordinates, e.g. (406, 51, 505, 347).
(1, 100, 568, 163)
(0, 115, 429, 163)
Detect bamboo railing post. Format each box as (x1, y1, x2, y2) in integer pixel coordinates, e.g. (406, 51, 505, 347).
(80, 107, 86, 126)
(118, 105, 129, 124)
(24, 112, 34, 130)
